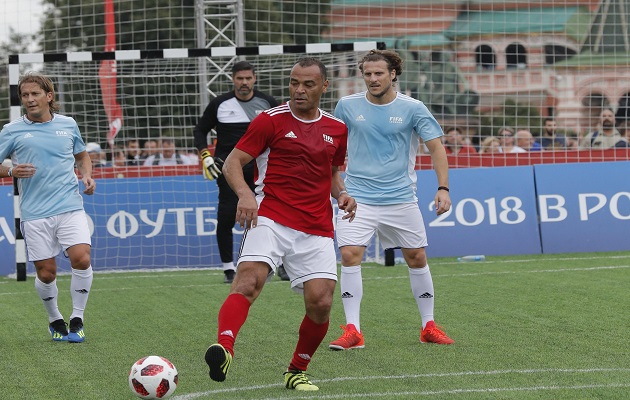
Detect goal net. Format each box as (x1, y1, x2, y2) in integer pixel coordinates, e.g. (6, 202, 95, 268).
(2, 0, 630, 274)
(7, 42, 384, 272)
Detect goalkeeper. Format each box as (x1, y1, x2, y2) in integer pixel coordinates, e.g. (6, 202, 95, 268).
(193, 61, 282, 284)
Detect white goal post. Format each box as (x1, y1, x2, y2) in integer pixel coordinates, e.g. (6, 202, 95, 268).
(6, 41, 386, 277)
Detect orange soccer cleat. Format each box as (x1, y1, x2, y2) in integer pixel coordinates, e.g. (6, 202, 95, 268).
(329, 324, 365, 350)
(420, 321, 454, 345)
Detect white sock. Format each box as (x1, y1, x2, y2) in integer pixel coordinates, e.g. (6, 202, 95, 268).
(222, 262, 235, 271)
(409, 265, 434, 329)
(340, 265, 363, 332)
(70, 266, 93, 321)
(35, 277, 64, 323)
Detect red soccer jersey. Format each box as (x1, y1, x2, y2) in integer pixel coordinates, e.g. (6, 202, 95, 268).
(235, 103, 348, 238)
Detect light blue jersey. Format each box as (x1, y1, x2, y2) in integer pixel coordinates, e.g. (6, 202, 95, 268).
(334, 92, 443, 204)
(0, 114, 87, 221)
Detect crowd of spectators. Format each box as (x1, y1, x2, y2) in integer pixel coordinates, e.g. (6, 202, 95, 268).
(85, 138, 199, 168)
(432, 109, 628, 155)
(86, 108, 630, 166)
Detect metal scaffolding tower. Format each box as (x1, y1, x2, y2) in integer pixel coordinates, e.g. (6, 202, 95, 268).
(195, 0, 245, 107)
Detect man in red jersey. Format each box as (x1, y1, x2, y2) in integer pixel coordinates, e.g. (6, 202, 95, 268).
(204, 57, 356, 391)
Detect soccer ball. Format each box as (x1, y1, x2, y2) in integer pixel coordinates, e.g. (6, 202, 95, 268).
(128, 355, 179, 399)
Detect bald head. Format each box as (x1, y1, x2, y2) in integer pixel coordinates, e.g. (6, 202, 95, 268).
(516, 129, 534, 149)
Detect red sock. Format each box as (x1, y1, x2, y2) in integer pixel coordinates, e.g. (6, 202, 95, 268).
(289, 315, 329, 372)
(217, 293, 251, 356)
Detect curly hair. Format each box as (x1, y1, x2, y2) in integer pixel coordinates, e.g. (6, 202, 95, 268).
(358, 49, 403, 82)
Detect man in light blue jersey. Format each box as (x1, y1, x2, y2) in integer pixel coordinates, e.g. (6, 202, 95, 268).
(0, 72, 96, 343)
(330, 49, 454, 350)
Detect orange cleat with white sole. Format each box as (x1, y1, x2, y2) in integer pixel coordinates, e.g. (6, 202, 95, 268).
(329, 324, 365, 350)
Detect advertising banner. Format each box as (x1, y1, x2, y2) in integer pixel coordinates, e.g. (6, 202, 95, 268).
(416, 166, 542, 258)
(2, 162, 628, 276)
(535, 161, 630, 253)
(0, 185, 15, 275)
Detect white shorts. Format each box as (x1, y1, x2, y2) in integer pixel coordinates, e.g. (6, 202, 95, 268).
(21, 210, 92, 262)
(237, 216, 337, 293)
(336, 202, 428, 250)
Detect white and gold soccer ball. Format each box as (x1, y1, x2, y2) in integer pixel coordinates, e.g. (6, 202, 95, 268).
(128, 355, 178, 399)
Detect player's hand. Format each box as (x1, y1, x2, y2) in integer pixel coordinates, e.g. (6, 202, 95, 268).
(82, 176, 96, 195)
(200, 149, 223, 180)
(434, 189, 451, 215)
(236, 194, 259, 229)
(8, 163, 36, 179)
(337, 191, 357, 222)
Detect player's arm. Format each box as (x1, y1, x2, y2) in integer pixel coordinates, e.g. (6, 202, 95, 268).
(75, 150, 96, 195)
(425, 137, 450, 215)
(193, 101, 218, 152)
(194, 102, 223, 180)
(332, 165, 356, 221)
(223, 148, 258, 229)
(0, 162, 36, 179)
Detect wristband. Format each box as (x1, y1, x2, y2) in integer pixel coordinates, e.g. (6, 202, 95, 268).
(7, 167, 13, 177)
(438, 186, 449, 192)
(338, 190, 347, 197)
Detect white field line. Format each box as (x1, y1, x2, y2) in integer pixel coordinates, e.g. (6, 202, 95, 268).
(5, 253, 630, 281)
(170, 368, 630, 399)
(1, 265, 629, 296)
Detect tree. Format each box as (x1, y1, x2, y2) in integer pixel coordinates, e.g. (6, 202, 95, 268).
(30, 1, 331, 144)
(477, 99, 542, 141)
(0, 30, 40, 125)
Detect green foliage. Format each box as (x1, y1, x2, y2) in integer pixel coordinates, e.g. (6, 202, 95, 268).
(0, 30, 40, 125)
(477, 99, 543, 138)
(1, 251, 629, 399)
(39, 0, 198, 53)
(2, 1, 332, 144)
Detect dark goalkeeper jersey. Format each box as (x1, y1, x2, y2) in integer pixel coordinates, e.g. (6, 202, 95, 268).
(193, 90, 279, 161)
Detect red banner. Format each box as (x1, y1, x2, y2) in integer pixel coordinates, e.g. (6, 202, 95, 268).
(99, 0, 122, 148)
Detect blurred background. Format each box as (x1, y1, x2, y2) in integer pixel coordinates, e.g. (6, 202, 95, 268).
(1, 0, 629, 164)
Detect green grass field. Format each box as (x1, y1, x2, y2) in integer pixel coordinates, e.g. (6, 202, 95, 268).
(1, 252, 629, 399)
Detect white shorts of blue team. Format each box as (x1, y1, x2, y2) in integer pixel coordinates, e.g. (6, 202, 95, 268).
(237, 216, 338, 294)
(336, 202, 428, 250)
(21, 210, 92, 262)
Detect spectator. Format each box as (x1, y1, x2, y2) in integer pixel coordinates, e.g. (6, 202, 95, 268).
(86, 142, 111, 167)
(112, 148, 127, 167)
(478, 136, 502, 154)
(515, 129, 542, 151)
(565, 132, 579, 150)
(124, 139, 143, 166)
(443, 127, 477, 155)
(141, 139, 158, 160)
(497, 126, 526, 153)
(619, 119, 630, 141)
(178, 148, 200, 165)
(539, 118, 566, 150)
(580, 108, 628, 149)
(143, 138, 195, 166)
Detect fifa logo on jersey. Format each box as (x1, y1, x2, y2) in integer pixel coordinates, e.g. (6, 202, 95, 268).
(56, 130, 70, 136)
(389, 117, 403, 124)
(322, 134, 334, 144)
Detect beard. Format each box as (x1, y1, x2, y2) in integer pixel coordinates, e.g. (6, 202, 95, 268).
(237, 86, 252, 96)
(369, 83, 391, 98)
